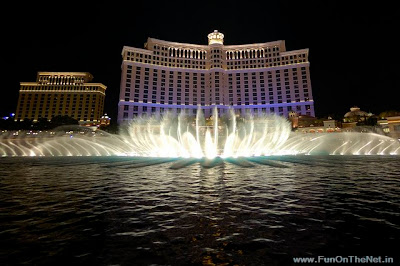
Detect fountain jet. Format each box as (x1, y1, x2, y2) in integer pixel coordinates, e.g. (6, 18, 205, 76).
(1, 108, 399, 168)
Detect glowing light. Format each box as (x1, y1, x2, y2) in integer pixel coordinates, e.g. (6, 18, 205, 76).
(208, 30, 224, 45)
(0, 108, 399, 160)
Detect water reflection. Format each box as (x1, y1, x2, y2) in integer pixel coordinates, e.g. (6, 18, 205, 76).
(0, 156, 399, 265)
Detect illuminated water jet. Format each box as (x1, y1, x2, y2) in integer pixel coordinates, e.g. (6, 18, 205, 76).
(0, 108, 399, 168)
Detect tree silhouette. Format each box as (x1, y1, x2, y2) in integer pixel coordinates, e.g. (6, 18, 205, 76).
(50, 115, 79, 127)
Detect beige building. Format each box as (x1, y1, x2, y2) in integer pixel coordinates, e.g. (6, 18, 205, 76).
(118, 30, 315, 123)
(15, 72, 106, 124)
(378, 116, 400, 139)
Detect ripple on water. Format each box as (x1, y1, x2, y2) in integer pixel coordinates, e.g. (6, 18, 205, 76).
(0, 156, 399, 265)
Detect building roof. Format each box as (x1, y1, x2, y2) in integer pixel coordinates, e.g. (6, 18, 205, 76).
(344, 106, 369, 117)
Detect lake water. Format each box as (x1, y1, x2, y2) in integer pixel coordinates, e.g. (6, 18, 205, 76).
(0, 156, 399, 265)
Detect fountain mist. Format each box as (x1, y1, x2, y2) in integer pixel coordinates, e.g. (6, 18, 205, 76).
(1, 108, 399, 165)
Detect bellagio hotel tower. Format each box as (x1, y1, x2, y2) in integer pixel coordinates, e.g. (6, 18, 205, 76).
(118, 30, 314, 123)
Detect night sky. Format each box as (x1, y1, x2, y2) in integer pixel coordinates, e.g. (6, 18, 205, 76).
(3, 1, 399, 121)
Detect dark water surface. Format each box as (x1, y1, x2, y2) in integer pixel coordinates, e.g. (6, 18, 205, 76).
(0, 156, 399, 265)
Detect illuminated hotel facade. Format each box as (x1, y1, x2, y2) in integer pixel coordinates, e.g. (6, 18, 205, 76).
(118, 30, 314, 123)
(15, 72, 106, 124)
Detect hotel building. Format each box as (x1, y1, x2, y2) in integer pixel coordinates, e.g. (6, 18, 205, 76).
(118, 30, 314, 122)
(15, 72, 106, 124)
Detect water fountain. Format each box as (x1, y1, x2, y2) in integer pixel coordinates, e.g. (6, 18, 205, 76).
(1, 108, 399, 168)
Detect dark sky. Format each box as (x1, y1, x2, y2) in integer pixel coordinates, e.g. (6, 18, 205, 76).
(2, 1, 399, 120)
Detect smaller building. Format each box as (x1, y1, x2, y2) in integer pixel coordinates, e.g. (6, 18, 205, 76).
(100, 113, 111, 126)
(323, 118, 339, 132)
(15, 72, 107, 125)
(288, 111, 319, 129)
(342, 106, 374, 128)
(296, 120, 341, 133)
(343, 106, 370, 123)
(289, 111, 340, 133)
(378, 116, 400, 139)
